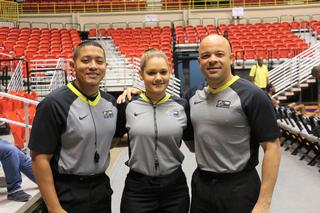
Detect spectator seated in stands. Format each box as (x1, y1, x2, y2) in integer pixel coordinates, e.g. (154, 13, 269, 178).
(266, 83, 279, 106)
(0, 138, 36, 202)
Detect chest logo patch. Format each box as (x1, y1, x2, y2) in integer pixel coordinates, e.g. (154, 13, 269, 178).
(133, 112, 145, 117)
(168, 111, 179, 118)
(103, 110, 114, 119)
(79, 115, 88, 120)
(216, 100, 231, 108)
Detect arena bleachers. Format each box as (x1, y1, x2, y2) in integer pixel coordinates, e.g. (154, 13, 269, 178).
(174, 21, 315, 61)
(88, 26, 174, 68)
(0, 26, 81, 60)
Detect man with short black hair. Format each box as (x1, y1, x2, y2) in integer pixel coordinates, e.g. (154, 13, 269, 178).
(29, 40, 124, 213)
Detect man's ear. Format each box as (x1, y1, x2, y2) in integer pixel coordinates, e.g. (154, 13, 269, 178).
(230, 53, 234, 65)
(69, 59, 75, 69)
(139, 71, 143, 81)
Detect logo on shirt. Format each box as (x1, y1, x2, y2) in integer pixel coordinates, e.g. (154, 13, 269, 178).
(133, 112, 145, 117)
(216, 100, 231, 108)
(168, 110, 179, 118)
(194, 100, 205, 105)
(103, 110, 114, 119)
(79, 115, 88, 120)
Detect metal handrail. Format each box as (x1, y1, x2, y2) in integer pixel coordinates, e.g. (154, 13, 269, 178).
(17, 0, 320, 14)
(0, 92, 39, 152)
(7, 59, 24, 92)
(270, 42, 320, 98)
(0, 92, 38, 106)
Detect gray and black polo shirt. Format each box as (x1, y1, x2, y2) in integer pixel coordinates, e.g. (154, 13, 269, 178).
(185, 75, 280, 173)
(29, 83, 121, 176)
(120, 93, 190, 176)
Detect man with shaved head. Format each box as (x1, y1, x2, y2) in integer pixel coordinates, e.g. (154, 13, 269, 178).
(185, 35, 281, 213)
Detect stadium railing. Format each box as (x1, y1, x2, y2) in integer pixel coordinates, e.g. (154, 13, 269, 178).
(16, 0, 320, 14)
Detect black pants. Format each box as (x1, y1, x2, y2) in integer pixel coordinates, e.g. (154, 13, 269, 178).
(121, 167, 190, 213)
(190, 168, 260, 213)
(42, 173, 113, 213)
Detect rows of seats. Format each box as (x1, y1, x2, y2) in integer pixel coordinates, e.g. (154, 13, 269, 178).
(0, 27, 81, 60)
(89, 26, 174, 68)
(175, 24, 218, 44)
(175, 21, 313, 60)
(310, 20, 320, 38)
(0, 90, 38, 148)
(276, 106, 320, 169)
(225, 22, 309, 60)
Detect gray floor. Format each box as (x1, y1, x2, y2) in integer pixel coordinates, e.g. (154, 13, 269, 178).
(108, 143, 320, 213)
(1, 135, 320, 213)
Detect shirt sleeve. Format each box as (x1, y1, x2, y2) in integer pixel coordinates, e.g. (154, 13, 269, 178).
(244, 89, 280, 143)
(182, 98, 194, 141)
(28, 97, 65, 154)
(249, 65, 256, 77)
(114, 102, 127, 138)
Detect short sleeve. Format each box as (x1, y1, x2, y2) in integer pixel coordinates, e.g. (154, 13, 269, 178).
(249, 65, 256, 77)
(244, 90, 280, 143)
(28, 97, 66, 154)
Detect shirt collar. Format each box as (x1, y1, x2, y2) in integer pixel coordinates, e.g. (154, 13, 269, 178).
(139, 92, 171, 105)
(67, 83, 101, 106)
(208, 75, 240, 94)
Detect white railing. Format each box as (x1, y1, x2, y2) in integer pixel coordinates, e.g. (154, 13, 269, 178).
(29, 58, 65, 98)
(0, 92, 39, 153)
(7, 59, 24, 92)
(48, 58, 67, 92)
(270, 42, 320, 98)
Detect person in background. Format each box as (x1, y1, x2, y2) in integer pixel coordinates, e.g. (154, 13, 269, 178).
(0, 138, 35, 202)
(266, 83, 279, 106)
(29, 41, 124, 213)
(250, 58, 269, 90)
(287, 65, 320, 117)
(119, 49, 192, 213)
(312, 65, 320, 107)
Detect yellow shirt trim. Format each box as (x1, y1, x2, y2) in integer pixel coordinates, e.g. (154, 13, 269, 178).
(208, 75, 240, 94)
(67, 83, 100, 107)
(140, 92, 171, 105)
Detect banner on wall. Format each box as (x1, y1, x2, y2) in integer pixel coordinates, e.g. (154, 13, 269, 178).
(232, 7, 244, 18)
(145, 14, 158, 23)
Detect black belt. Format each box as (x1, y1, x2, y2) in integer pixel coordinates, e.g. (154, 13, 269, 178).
(54, 173, 107, 181)
(129, 166, 183, 181)
(197, 167, 255, 179)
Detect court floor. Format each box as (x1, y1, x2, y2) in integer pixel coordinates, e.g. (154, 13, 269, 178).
(1, 138, 320, 213)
